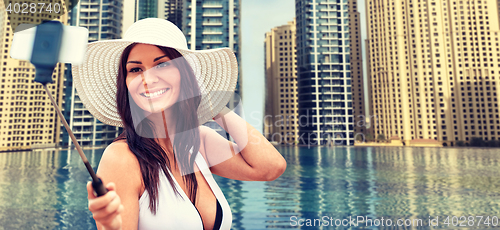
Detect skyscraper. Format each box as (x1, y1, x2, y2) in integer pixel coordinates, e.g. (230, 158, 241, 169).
(295, 0, 354, 145)
(135, 0, 158, 20)
(183, 0, 241, 135)
(167, 0, 183, 28)
(348, 0, 366, 138)
(70, 0, 122, 42)
(366, 0, 500, 145)
(183, 0, 241, 98)
(134, 0, 183, 27)
(0, 2, 68, 151)
(264, 20, 299, 144)
(60, 0, 123, 148)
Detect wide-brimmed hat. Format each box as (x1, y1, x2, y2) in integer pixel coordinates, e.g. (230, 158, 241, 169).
(72, 18, 238, 127)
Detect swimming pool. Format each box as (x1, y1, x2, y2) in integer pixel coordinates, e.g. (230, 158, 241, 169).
(1, 146, 499, 229)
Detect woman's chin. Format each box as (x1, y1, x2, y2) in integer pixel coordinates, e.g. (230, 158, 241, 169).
(140, 103, 174, 114)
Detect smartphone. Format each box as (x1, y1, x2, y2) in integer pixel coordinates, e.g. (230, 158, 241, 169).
(10, 22, 89, 65)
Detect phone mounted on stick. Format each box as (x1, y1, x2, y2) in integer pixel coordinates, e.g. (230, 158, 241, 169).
(10, 21, 108, 197)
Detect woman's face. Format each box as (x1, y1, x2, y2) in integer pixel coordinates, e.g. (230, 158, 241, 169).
(125, 44, 181, 114)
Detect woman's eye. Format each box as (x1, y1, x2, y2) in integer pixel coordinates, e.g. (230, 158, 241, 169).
(129, 67, 142, 73)
(155, 62, 171, 69)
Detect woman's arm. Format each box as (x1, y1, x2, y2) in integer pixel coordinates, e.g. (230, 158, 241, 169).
(88, 141, 143, 230)
(202, 108, 287, 181)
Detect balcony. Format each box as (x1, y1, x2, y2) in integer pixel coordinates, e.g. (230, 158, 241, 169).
(73, 106, 86, 111)
(202, 31, 223, 35)
(202, 13, 223, 17)
(73, 122, 93, 126)
(322, 106, 344, 110)
(73, 114, 93, 119)
(202, 22, 223, 26)
(202, 4, 223, 8)
(202, 40, 223, 44)
(73, 129, 92, 134)
(80, 22, 98, 27)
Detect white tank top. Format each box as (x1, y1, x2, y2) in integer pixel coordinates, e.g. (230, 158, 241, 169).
(138, 152, 232, 229)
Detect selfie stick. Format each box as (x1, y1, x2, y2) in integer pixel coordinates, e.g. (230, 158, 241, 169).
(29, 21, 107, 196)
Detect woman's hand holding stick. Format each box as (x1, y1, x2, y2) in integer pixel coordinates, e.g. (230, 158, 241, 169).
(87, 182, 124, 230)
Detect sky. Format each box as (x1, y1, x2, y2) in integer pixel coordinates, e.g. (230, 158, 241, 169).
(240, 0, 296, 132)
(122, 0, 368, 133)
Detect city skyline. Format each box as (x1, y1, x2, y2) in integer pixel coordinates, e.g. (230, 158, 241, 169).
(3, 0, 500, 150)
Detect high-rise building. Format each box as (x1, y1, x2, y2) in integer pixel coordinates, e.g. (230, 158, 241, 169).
(366, 0, 500, 145)
(498, 1, 500, 29)
(135, 0, 160, 21)
(60, 0, 123, 148)
(0, 2, 68, 151)
(134, 0, 183, 27)
(264, 20, 299, 144)
(295, 0, 354, 145)
(167, 0, 183, 28)
(348, 0, 366, 138)
(183, 0, 242, 135)
(71, 0, 122, 42)
(183, 0, 241, 98)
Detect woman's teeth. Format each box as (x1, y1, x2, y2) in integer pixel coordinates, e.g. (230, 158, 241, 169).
(141, 88, 169, 98)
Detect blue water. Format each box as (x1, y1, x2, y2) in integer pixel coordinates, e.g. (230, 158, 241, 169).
(1, 146, 500, 229)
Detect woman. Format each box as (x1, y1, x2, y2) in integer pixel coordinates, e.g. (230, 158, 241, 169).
(73, 18, 286, 230)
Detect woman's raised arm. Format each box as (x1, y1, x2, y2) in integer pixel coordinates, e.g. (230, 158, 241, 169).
(202, 108, 287, 181)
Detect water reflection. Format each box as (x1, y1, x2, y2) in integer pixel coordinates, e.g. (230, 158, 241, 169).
(257, 146, 500, 229)
(1, 146, 500, 229)
(0, 149, 102, 229)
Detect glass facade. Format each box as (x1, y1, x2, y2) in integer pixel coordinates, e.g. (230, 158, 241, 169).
(295, 0, 353, 145)
(167, 0, 183, 28)
(136, 0, 158, 20)
(134, 0, 184, 28)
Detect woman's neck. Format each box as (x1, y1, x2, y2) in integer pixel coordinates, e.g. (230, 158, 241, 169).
(145, 109, 179, 170)
(144, 108, 176, 138)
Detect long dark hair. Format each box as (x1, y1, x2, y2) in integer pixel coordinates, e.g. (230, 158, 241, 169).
(114, 43, 201, 214)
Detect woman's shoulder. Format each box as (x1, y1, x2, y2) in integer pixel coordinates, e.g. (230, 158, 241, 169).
(97, 140, 143, 193)
(102, 140, 139, 165)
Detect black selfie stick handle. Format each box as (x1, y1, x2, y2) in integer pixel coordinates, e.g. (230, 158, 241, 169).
(91, 176, 108, 197)
(84, 161, 107, 196)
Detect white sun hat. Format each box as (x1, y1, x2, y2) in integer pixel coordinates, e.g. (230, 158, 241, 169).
(72, 18, 238, 127)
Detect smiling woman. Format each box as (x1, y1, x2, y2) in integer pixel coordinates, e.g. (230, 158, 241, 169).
(72, 18, 287, 230)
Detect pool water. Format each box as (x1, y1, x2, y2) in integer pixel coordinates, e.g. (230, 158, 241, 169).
(1, 146, 500, 229)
